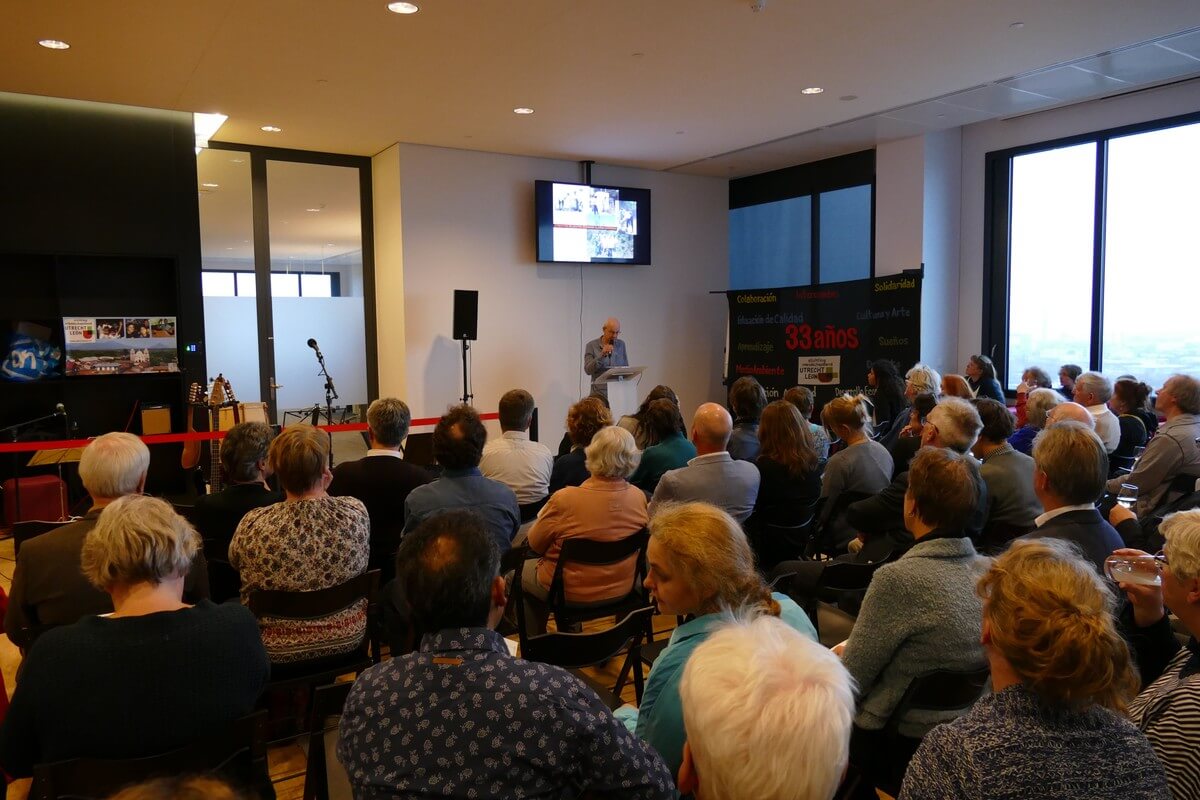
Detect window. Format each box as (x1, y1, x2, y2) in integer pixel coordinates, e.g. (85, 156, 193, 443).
(818, 185, 872, 284)
(201, 271, 235, 297)
(986, 113, 1200, 391)
(200, 270, 339, 298)
(729, 196, 811, 289)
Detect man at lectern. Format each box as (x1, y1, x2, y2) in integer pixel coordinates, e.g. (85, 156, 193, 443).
(584, 317, 628, 399)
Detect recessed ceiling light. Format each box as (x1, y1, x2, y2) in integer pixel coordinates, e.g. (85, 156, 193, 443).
(201, 182, 220, 188)
(839, 94, 858, 101)
(230, 158, 245, 164)
(38, 39, 70, 50)
(513, 107, 535, 115)
(801, 87, 824, 95)
(387, 2, 419, 13)
(261, 125, 282, 132)
(305, 208, 322, 212)
(1010, 21, 1025, 29)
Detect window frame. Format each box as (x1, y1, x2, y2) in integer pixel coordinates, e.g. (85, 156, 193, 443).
(201, 269, 342, 298)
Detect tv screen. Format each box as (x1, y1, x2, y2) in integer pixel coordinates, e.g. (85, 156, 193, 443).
(63, 316, 180, 376)
(535, 180, 651, 265)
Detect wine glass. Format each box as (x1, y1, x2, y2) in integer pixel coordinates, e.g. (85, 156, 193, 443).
(1117, 483, 1139, 511)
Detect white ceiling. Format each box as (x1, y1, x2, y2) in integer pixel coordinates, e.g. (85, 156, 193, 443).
(4, 1, 1200, 178)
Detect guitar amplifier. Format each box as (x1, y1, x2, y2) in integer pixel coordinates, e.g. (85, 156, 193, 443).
(140, 404, 172, 435)
(3, 475, 68, 525)
(218, 402, 268, 431)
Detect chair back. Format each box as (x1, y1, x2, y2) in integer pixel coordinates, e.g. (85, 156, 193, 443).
(808, 490, 872, 557)
(546, 529, 649, 611)
(884, 666, 990, 738)
(303, 682, 354, 800)
(32, 711, 269, 800)
(247, 570, 381, 664)
(751, 501, 819, 571)
(817, 559, 885, 593)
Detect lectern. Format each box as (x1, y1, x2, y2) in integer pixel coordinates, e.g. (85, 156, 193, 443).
(596, 366, 647, 420)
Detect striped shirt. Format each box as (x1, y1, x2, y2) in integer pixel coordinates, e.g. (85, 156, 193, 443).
(1128, 640, 1200, 799)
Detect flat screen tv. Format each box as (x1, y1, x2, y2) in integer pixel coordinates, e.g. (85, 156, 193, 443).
(535, 180, 651, 265)
(63, 316, 180, 376)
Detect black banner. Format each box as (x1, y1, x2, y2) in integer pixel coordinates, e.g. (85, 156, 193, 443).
(726, 272, 922, 406)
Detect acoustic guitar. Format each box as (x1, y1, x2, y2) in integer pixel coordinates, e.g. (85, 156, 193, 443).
(183, 375, 239, 493)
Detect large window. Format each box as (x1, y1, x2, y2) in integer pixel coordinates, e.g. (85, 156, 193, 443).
(986, 114, 1200, 391)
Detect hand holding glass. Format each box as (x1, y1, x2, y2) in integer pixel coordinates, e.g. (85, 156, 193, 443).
(1104, 554, 1162, 587)
(1116, 483, 1138, 511)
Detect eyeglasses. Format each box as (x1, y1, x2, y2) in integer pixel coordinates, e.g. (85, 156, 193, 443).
(1154, 550, 1169, 568)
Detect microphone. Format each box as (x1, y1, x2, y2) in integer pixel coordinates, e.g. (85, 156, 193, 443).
(307, 338, 323, 359)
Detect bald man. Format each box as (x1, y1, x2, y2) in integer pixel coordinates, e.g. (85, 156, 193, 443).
(1047, 401, 1095, 429)
(584, 317, 629, 399)
(648, 402, 761, 523)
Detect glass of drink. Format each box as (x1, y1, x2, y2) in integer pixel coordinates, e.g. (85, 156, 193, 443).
(1132, 446, 1146, 462)
(1117, 483, 1138, 511)
(1104, 554, 1162, 587)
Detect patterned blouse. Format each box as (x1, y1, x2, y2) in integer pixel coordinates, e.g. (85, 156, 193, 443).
(229, 495, 370, 663)
(337, 628, 675, 799)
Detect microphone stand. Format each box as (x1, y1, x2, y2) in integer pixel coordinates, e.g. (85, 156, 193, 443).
(1, 410, 67, 527)
(311, 347, 338, 469)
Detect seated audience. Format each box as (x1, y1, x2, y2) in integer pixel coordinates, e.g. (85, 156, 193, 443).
(727, 376, 767, 461)
(0, 496, 268, 778)
(1109, 378, 1154, 460)
(649, 403, 760, 524)
(867, 359, 908, 431)
(1105, 373, 1200, 516)
(1021, 422, 1122, 573)
(940, 374, 973, 399)
(230, 424, 369, 664)
(548, 396, 611, 494)
(1048, 399, 1095, 428)
(629, 399, 697, 493)
(836, 447, 988, 798)
(880, 363, 942, 451)
(1058, 363, 1083, 400)
(615, 502, 818, 778)
(972, 398, 1042, 552)
(337, 511, 674, 799)
(784, 384, 831, 460)
(5, 432, 208, 649)
(900, 538, 1168, 800)
(190, 422, 282, 577)
(678, 614, 855, 800)
(618, 384, 681, 449)
(749, 400, 822, 529)
(522, 426, 647, 630)
(1074, 371, 1121, 452)
(1009, 386, 1061, 455)
(1013, 365, 1053, 427)
(965, 354, 1005, 403)
(328, 398, 431, 585)
(405, 404, 520, 552)
(1117, 374, 1160, 436)
(1122, 509, 1200, 799)
(889, 392, 938, 477)
(479, 389, 554, 514)
(817, 394, 894, 551)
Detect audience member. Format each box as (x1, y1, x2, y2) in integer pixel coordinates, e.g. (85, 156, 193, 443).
(1119, 375, 1160, 436)
(817, 394, 894, 551)
(1074, 372, 1121, 452)
(337, 510, 674, 799)
(727, 376, 767, 461)
(1058, 363, 1083, 399)
(5, 432, 208, 649)
(678, 614, 855, 800)
(888, 392, 938, 477)
(972, 398, 1042, 552)
(784, 385, 831, 460)
(549, 395, 611, 494)
(749, 400, 822, 531)
(940, 374, 973, 399)
(1020, 422, 1122, 573)
(1047, 400, 1095, 428)
(230, 424, 369, 664)
(107, 776, 251, 800)
(649, 403, 760, 523)
(328, 398, 431, 585)
(479, 389, 554, 515)
(867, 359, 908, 430)
(900, 538, 1168, 800)
(835, 447, 988, 798)
(404, 404, 520, 552)
(1105, 374, 1200, 516)
(0, 496, 268, 779)
(618, 384, 681, 450)
(1009, 386, 1062, 455)
(1108, 378, 1154, 460)
(1122, 509, 1200, 799)
(1013, 366, 1053, 427)
(615, 503, 818, 778)
(522, 426, 647, 631)
(904, 363, 942, 400)
(630, 399, 697, 493)
(965, 354, 1004, 403)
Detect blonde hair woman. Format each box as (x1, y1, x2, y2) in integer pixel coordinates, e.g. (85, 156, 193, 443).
(818, 394, 894, 551)
(613, 502, 818, 778)
(900, 538, 1169, 799)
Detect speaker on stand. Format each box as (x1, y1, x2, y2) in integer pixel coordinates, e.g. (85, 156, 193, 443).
(453, 290, 479, 405)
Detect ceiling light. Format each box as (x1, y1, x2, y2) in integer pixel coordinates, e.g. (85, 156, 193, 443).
(801, 87, 824, 95)
(513, 107, 535, 115)
(201, 182, 219, 188)
(261, 125, 282, 133)
(230, 158, 245, 164)
(305, 208, 322, 212)
(193, 112, 228, 153)
(839, 94, 858, 101)
(1010, 21, 1025, 29)
(38, 39, 70, 50)
(387, 2, 419, 13)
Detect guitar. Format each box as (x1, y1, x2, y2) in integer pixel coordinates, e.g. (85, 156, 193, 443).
(207, 375, 239, 493)
(181, 382, 206, 470)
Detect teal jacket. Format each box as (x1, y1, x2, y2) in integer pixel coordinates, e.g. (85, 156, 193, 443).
(614, 594, 817, 777)
(629, 433, 697, 494)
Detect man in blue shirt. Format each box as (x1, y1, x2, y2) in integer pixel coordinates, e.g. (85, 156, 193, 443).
(338, 510, 675, 799)
(584, 317, 628, 399)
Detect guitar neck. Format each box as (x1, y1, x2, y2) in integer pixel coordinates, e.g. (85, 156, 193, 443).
(209, 408, 223, 492)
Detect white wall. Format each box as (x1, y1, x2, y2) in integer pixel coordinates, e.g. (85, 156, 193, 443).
(874, 137, 925, 276)
(921, 129, 963, 374)
(387, 144, 728, 442)
(372, 144, 407, 399)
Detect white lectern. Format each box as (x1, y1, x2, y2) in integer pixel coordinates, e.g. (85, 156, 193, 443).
(596, 366, 646, 419)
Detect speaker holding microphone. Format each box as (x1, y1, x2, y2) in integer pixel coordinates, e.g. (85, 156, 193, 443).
(453, 290, 479, 341)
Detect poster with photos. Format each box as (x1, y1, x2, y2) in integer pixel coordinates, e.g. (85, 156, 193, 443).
(63, 316, 180, 375)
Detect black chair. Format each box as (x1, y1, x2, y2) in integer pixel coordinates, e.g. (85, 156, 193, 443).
(801, 558, 887, 638)
(1109, 454, 1137, 477)
(807, 491, 872, 559)
(749, 501, 819, 572)
(518, 495, 549, 524)
(520, 606, 654, 709)
(31, 711, 272, 800)
(543, 529, 651, 629)
(303, 681, 354, 800)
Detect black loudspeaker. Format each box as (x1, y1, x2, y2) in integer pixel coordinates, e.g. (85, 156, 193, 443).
(453, 289, 479, 341)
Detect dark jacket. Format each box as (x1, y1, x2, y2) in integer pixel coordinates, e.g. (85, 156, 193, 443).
(750, 456, 821, 527)
(191, 483, 283, 561)
(548, 448, 590, 495)
(1020, 508, 1123, 574)
(727, 420, 760, 462)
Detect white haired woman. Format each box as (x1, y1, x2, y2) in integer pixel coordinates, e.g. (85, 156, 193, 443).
(523, 425, 648, 631)
(1009, 387, 1062, 455)
(0, 495, 268, 780)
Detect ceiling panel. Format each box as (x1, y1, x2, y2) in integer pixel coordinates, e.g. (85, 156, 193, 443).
(1075, 42, 1200, 84)
(1002, 65, 1129, 101)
